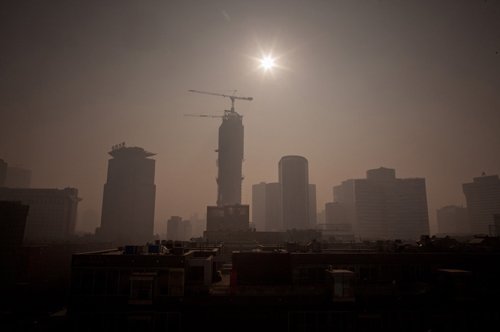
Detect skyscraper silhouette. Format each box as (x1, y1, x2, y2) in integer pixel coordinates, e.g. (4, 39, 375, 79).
(252, 182, 282, 231)
(463, 174, 500, 235)
(279, 156, 310, 230)
(0, 187, 80, 242)
(333, 167, 429, 240)
(98, 145, 156, 244)
(217, 111, 244, 206)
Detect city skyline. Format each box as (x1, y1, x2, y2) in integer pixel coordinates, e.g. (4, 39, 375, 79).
(1, 1, 499, 235)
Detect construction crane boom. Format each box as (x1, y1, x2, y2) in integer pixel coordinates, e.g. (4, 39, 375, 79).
(188, 89, 253, 112)
(184, 113, 223, 118)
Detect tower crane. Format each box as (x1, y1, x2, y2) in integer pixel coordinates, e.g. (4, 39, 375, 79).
(188, 89, 253, 113)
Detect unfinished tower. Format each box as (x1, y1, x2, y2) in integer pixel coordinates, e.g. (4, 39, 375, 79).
(217, 110, 244, 206)
(187, 90, 252, 207)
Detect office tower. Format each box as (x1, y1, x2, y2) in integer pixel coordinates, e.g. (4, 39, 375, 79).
(217, 111, 243, 206)
(333, 167, 429, 240)
(251, 182, 282, 231)
(436, 205, 470, 235)
(0, 159, 7, 187)
(98, 145, 156, 244)
(279, 156, 310, 230)
(252, 182, 267, 231)
(0, 187, 80, 242)
(206, 205, 249, 232)
(265, 182, 281, 231)
(5, 166, 31, 188)
(308, 184, 317, 227)
(0, 201, 29, 247)
(463, 174, 500, 235)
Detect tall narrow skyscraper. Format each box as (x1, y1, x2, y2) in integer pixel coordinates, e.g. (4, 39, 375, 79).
(98, 145, 156, 244)
(279, 156, 310, 230)
(217, 111, 244, 206)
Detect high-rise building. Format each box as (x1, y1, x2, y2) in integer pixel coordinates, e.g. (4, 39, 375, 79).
(217, 111, 243, 206)
(0, 187, 80, 242)
(251, 182, 282, 231)
(436, 205, 470, 235)
(98, 145, 156, 244)
(252, 182, 267, 231)
(463, 174, 500, 235)
(333, 167, 429, 240)
(308, 184, 317, 227)
(279, 156, 310, 230)
(0, 201, 29, 247)
(0, 159, 7, 187)
(265, 182, 281, 231)
(5, 166, 31, 188)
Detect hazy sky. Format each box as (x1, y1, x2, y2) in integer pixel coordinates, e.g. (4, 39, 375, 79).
(1, 0, 499, 234)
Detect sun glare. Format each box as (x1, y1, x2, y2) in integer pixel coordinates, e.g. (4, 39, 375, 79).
(259, 55, 276, 71)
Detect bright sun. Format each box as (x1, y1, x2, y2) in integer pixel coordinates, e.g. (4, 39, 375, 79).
(259, 55, 276, 71)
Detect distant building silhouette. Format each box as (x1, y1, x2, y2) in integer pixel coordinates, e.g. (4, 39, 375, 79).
(325, 202, 348, 224)
(217, 111, 244, 206)
(167, 216, 183, 241)
(265, 182, 281, 231)
(0, 159, 7, 187)
(333, 167, 429, 240)
(251, 182, 282, 231)
(167, 216, 192, 241)
(252, 182, 267, 231)
(463, 174, 500, 235)
(0, 201, 29, 247)
(5, 166, 31, 188)
(205, 205, 249, 235)
(189, 213, 205, 238)
(0, 187, 80, 242)
(493, 214, 500, 236)
(308, 184, 317, 227)
(436, 205, 470, 235)
(97, 145, 156, 244)
(279, 156, 310, 230)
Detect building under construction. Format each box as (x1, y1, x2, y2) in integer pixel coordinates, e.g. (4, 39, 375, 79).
(188, 90, 252, 207)
(217, 110, 244, 206)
